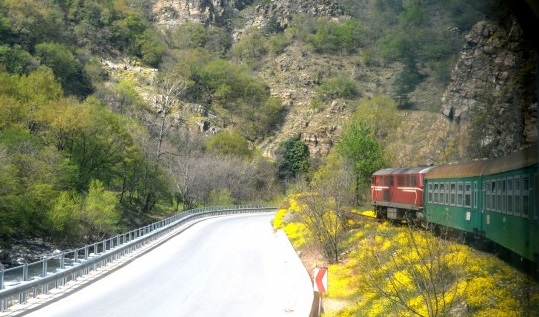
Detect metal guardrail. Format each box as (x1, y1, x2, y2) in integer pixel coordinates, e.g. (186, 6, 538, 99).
(0, 205, 277, 312)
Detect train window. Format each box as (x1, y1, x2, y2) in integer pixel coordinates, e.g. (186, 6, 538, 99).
(439, 183, 445, 204)
(464, 182, 471, 207)
(523, 176, 529, 217)
(497, 180, 503, 213)
(490, 181, 496, 210)
(485, 181, 491, 210)
(501, 180, 507, 213)
(445, 182, 449, 205)
(428, 183, 433, 203)
(507, 178, 513, 214)
(398, 175, 405, 186)
(515, 178, 521, 216)
(473, 182, 478, 209)
(390, 176, 394, 186)
(434, 183, 439, 203)
(450, 183, 456, 205)
(411, 175, 417, 187)
(457, 182, 464, 206)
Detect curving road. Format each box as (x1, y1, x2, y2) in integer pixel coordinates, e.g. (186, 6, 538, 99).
(20, 213, 314, 317)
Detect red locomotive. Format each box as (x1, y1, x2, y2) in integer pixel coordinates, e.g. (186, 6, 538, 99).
(371, 166, 434, 220)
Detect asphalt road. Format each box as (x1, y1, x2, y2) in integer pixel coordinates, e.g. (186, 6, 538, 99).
(21, 213, 314, 317)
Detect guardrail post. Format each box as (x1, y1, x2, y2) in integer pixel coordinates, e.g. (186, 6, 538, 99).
(84, 245, 89, 260)
(0, 268, 4, 310)
(23, 262, 28, 281)
(42, 257, 48, 277)
(60, 252, 65, 270)
(20, 262, 29, 303)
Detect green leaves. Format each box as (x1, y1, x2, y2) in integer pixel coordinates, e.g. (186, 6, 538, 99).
(317, 76, 361, 101)
(207, 130, 251, 158)
(48, 180, 119, 243)
(337, 121, 384, 182)
(276, 137, 310, 182)
(307, 18, 366, 54)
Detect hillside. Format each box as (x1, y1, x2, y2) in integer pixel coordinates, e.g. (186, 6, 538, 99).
(147, 0, 537, 163)
(1, 0, 537, 264)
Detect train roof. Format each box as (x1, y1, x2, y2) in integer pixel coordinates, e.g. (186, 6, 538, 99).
(424, 160, 489, 179)
(482, 144, 538, 175)
(373, 166, 435, 176)
(425, 145, 538, 179)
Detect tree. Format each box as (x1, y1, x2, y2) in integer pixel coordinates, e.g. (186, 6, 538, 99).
(296, 190, 347, 264)
(336, 121, 385, 203)
(353, 224, 469, 316)
(81, 179, 120, 239)
(276, 136, 310, 183)
(0, 45, 37, 74)
(152, 72, 190, 164)
(293, 154, 356, 263)
(35, 42, 92, 96)
(207, 130, 251, 158)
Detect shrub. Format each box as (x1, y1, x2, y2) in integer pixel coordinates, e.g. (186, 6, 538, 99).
(276, 136, 310, 181)
(317, 76, 360, 101)
(206, 130, 251, 158)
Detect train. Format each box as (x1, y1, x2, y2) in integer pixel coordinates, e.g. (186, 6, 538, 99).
(370, 145, 538, 269)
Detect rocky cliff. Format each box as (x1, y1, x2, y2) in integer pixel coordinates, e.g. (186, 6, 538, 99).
(441, 17, 537, 158)
(150, 0, 537, 162)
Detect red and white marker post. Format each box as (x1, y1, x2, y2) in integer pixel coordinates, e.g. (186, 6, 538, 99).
(313, 267, 328, 316)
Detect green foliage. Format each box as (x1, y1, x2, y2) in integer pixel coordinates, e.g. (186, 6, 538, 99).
(307, 18, 366, 54)
(399, 0, 426, 27)
(324, 221, 539, 317)
(378, 31, 415, 63)
(191, 58, 282, 139)
(0, 0, 63, 50)
(266, 33, 290, 55)
(317, 76, 360, 101)
(35, 42, 92, 96)
(232, 27, 268, 68)
(170, 22, 231, 56)
(0, 45, 37, 74)
(310, 97, 325, 111)
(82, 179, 120, 236)
(48, 190, 81, 239)
(48, 180, 119, 243)
(0, 67, 173, 244)
(394, 57, 426, 109)
(207, 188, 234, 206)
(136, 29, 166, 67)
(336, 121, 385, 201)
(276, 136, 310, 182)
(207, 130, 251, 158)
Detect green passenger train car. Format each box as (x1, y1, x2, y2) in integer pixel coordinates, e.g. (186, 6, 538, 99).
(424, 146, 538, 265)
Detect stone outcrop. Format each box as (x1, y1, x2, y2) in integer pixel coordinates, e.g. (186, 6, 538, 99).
(441, 17, 537, 157)
(254, 0, 345, 30)
(153, 0, 254, 27)
(151, 1, 537, 160)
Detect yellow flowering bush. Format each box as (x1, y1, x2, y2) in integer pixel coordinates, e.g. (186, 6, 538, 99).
(326, 220, 539, 317)
(275, 194, 539, 317)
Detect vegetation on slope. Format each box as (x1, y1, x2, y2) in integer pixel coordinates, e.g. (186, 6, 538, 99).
(274, 195, 539, 317)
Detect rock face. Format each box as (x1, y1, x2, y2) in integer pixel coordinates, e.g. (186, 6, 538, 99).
(153, 0, 254, 26)
(441, 17, 537, 158)
(151, 1, 537, 160)
(254, 0, 345, 29)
